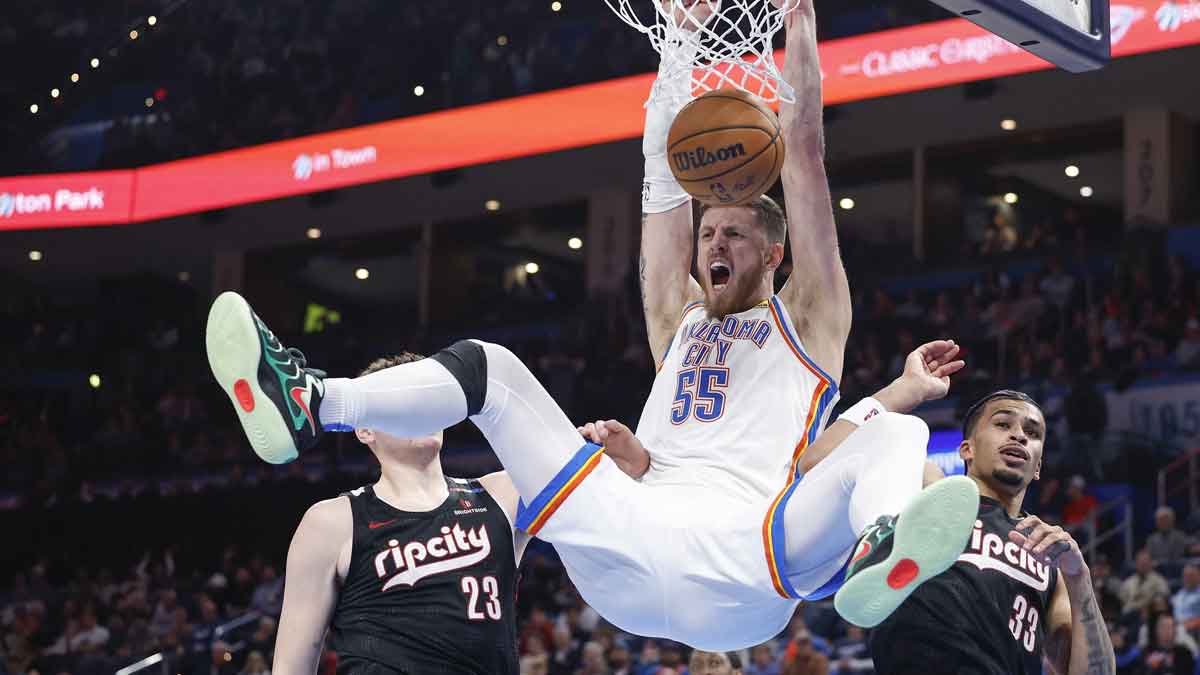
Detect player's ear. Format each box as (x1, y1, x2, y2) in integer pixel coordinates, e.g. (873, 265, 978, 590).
(958, 438, 974, 469)
(1033, 452, 1042, 481)
(767, 241, 784, 270)
(355, 428, 374, 445)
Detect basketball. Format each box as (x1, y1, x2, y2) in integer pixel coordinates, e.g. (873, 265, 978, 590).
(667, 88, 784, 207)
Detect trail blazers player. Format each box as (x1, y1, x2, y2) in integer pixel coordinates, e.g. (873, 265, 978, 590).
(270, 353, 649, 675)
(867, 390, 1116, 675)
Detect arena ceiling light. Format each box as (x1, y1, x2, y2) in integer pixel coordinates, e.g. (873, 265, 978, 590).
(70, 72, 79, 82)
(129, 29, 139, 40)
(1065, 165, 1080, 177)
(1080, 186, 1094, 198)
(29, 104, 38, 114)
(148, 15, 157, 26)
(413, 85, 425, 97)
(144, 97, 154, 108)
(1004, 192, 1019, 204)
(525, 262, 540, 274)
(551, 1, 562, 11)
(88, 374, 102, 389)
(306, 227, 322, 239)
(28, 250, 43, 261)
(91, 57, 100, 68)
(568, 237, 583, 250)
(51, 88, 60, 98)
(355, 267, 370, 280)
(839, 197, 855, 210)
(485, 199, 501, 211)
(1000, 118, 1017, 131)
(177, 271, 190, 282)
(498, 35, 509, 46)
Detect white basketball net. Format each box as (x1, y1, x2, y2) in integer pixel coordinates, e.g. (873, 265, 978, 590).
(604, 0, 800, 105)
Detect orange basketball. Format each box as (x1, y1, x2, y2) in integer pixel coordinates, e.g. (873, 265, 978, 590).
(667, 88, 784, 207)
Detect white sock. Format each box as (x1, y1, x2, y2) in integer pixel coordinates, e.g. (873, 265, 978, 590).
(320, 359, 468, 436)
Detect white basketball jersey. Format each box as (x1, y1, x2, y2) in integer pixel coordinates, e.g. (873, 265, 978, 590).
(636, 296, 840, 502)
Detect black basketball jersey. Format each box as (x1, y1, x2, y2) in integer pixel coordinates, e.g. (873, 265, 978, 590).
(329, 478, 519, 675)
(869, 496, 1059, 675)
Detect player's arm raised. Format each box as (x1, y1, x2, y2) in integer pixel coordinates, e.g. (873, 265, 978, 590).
(639, 3, 709, 361)
(274, 498, 352, 675)
(776, 0, 852, 384)
(1010, 517, 1116, 675)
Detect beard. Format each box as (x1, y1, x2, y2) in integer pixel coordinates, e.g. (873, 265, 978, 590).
(990, 465, 1027, 488)
(704, 259, 767, 318)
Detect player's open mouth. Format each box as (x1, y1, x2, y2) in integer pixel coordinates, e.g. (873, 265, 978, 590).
(710, 261, 731, 290)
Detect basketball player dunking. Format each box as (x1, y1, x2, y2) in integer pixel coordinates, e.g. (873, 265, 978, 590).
(206, 1, 979, 650)
(868, 391, 1116, 675)
(272, 353, 649, 675)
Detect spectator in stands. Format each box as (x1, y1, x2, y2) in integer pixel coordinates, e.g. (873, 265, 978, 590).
(1174, 318, 1200, 369)
(745, 642, 782, 675)
(1092, 555, 1126, 619)
(576, 640, 610, 675)
(249, 566, 283, 617)
(830, 624, 872, 674)
(240, 650, 270, 675)
(1122, 549, 1172, 616)
(1172, 564, 1200, 639)
(1061, 475, 1099, 527)
(689, 650, 742, 675)
(245, 617, 276, 662)
(520, 633, 550, 675)
(1139, 613, 1196, 674)
(1147, 507, 1198, 565)
(151, 589, 180, 638)
(782, 629, 829, 675)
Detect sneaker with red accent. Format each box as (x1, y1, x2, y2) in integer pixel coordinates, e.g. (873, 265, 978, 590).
(206, 291, 326, 464)
(833, 475, 979, 628)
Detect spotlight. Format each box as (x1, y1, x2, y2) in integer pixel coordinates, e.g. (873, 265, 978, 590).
(177, 271, 190, 282)
(568, 237, 583, 250)
(551, 1, 562, 11)
(148, 15, 157, 26)
(413, 85, 425, 96)
(498, 35, 509, 46)
(525, 262, 540, 274)
(51, 88, 60, 98)
(88, 374, 102, 389)
(1003, 192, 1019, 205)
(1080, 186, 1094, 198)
(129, 29, 139, 40)
(70, 72, 80, 82)
(29, 104, 38, 114)
(1000, 118, 1017, 131)
(29, 250, 43, 261)
(91, 57, 100, 68)
(145, 97, 154, 108)
(355, 268, 370, 280)
(306, 227, 322, 239)
(1065, 165, 1080, 178)
(485, 199, 501, 211)
(839, 197, 855, 210)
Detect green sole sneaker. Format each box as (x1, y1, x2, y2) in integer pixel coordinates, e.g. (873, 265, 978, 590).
(834, 475, 979, 628)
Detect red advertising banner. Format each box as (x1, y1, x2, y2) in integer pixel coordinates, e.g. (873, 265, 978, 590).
(2, 0, 1197, 230)
(0, 170, 134, 230)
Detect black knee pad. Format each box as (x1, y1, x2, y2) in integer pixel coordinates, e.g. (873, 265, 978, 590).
(431, 340, 487, 416)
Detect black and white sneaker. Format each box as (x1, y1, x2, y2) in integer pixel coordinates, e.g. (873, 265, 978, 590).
(833, 475, 979, 628)
(205, 291, 326, 464)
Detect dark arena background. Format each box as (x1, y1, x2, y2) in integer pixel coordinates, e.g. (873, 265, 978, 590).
(2, 0, 1200, 673)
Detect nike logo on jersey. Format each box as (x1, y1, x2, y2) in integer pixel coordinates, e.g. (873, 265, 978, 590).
(375, 522, 492, 590)
(960, 519, 1052, 591)
(368, 519, 398, 529)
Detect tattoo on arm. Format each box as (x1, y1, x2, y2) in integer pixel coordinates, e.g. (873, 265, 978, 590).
(1078, 591, 1115, 675)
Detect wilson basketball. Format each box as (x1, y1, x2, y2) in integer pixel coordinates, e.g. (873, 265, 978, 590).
(667, 88, 784, 207)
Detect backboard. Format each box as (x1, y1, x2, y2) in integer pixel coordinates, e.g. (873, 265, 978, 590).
(928, 0, 1111, 72)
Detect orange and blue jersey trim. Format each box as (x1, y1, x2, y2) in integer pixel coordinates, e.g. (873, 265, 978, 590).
(515, 443, 606, 536)
(762, 295, 840, 599)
